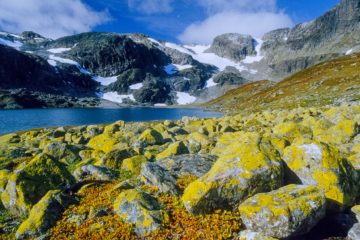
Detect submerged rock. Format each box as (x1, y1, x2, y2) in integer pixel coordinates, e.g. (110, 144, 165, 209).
(238, 184, 326, 239)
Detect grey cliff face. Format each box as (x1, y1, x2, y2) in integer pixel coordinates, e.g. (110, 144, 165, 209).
(206, 33, 257, 62)
(260, 0, 360, 79)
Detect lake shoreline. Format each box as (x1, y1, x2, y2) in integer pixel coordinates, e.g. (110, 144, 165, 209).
(0, 107, 223, 136)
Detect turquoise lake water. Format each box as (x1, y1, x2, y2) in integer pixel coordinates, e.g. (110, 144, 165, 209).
(0, 108, 223, 135)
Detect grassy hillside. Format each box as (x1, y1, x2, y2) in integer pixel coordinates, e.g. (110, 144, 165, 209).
(204, 53, 360, 113)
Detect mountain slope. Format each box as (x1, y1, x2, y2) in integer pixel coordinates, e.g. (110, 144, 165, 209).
(204, 52, 360, 113)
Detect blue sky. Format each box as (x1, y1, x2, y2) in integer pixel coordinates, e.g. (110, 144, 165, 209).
(88, 0, 340, 43)
(0, 0, 340, 44)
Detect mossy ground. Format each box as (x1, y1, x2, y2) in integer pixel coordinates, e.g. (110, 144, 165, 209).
(50, 181, 242, 240)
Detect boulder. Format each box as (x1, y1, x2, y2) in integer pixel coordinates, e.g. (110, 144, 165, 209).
(156, 154, 217, 178)
(15, 190, 73, 240)
(348, 223, 360, 240)
(88, 133, 117, 153)
(182, 133, 283, 214)
(238, 185, 326, 239)
(100, 148, 137, 170)
(351, 205, 360, 222)
(73, 164, 117, 181)
(155, 141, 189, 160)
(140, 163, 180, 195)
(283, 140, 358, 211)
(1, 154, 75, 215)
(121, 155, 147, 175)
(137, 129, 164, 147)
(113, 189, 163, 236)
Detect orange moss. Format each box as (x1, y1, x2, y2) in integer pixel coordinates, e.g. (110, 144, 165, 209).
(50, 183, 137, 240)
(148, 196, 242, 240)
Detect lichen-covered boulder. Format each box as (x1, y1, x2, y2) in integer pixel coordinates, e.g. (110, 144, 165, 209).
(351, 205, 360, 222)
(140, 162, 180, 195)
(15, 190, 73, 240)
(137, 129, 164, 147)
(1, 154, 75, 215)
(283, 140, 358, 211)
(315, 120, 359, 145)
(100, 148, 137, 170)
(0, 169, 9, 194)
(237, 230, 278, 240)
(182, 133, 283, 214)
(88, 133, 117, 153)
(43, 142, 82, 164)
(156, 154, 217, 178)
(73, 164, 117, 181)
(113, 189, 163, 236)
(238, 185, 326, 239)
(156, 141, 189, 160)
(121, 155, 147, 175)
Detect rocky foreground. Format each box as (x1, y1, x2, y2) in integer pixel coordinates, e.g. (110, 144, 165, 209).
(0, 104, 360, 239)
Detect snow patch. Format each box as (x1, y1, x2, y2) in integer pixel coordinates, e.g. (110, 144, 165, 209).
(101, 92, 135, 104)
(47, 60, 57, 66)
(0, 38, 23, 49)
(176, 92, 196, 105)
(48, 55, 78, 65)
(242, 39, 264, 64)
(346, 49, 353, 55)
(165, 42, 194, 55)
(174, 64, 192, 71)
(47, 47, 72, 54)
(148, 38, 161, 46)
(205, 78, 218, 88)
(94, 76, 118, 86)
(154, 103, 167, 107)
(129, 83, 143, 90)
(299, 144, 323, 160)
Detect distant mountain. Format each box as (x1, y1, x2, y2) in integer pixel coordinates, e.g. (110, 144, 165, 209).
(0, 0, 359, 108)
(204, 52, 360, 113)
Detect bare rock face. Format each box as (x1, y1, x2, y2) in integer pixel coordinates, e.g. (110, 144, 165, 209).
(261, 0, 360, 79)
(206, 33, 256, 62)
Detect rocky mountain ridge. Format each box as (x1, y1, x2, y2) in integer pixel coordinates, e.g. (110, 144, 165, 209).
(0, 0, 360, 108)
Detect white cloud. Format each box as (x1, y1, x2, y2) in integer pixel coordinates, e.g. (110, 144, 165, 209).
(195, 0, 277, 13)
(0, 0, 110, 39)
(179, 0, 293, 44)
(128, 0, 174, 14)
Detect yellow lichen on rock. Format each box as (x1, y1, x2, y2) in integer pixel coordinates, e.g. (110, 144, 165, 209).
(283, 140, 358, 211)
(238, 184, 326, 239)
(156, 141, 188, 160)
(121, 155, 147, 175)
(88, 133, 117, 153)
(182, 132, 283, 214)
(113, 189, 163, 236)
